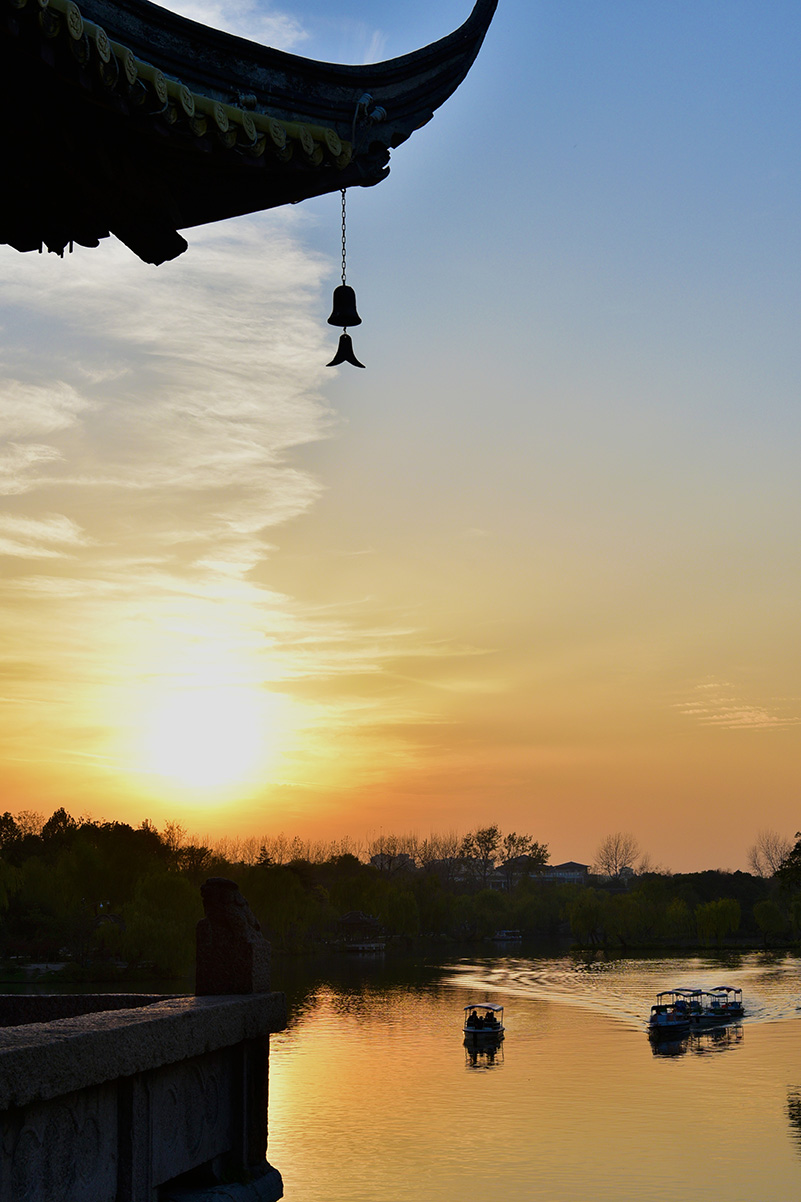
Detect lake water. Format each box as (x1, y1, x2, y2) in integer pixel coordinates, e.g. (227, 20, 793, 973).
(268, 949, 801, 1201)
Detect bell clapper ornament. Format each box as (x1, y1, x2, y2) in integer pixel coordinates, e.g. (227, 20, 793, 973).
(327, 189, 365, 368)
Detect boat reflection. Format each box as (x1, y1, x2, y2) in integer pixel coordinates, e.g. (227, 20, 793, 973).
(464, 1039, 505, 1070)
(787, 1089, 801, 1154)
(649, 1023, 744, 1058)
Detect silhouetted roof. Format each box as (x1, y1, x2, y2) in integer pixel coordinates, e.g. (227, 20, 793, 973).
(1, 0, 497, 262)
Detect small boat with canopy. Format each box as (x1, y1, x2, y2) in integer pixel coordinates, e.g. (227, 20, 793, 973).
(648, 984, 745, 1038)
(463, 1002, 505, 1041)
(648, 990, 693, 1039)
(706, 986, 744, 1021)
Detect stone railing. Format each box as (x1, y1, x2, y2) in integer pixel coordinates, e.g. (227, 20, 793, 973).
(0, 879, 287, 1201)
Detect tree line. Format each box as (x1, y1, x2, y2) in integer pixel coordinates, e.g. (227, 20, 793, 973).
(0, 810, 799, 979)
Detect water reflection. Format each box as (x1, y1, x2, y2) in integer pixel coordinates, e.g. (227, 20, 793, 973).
(787, 1090, 801, 1153)
(269, 951, 801, 1202)
(449, 948, 801, 1029)
(464, 1040, 504, 1070)
(649, 1023, 744, 1057)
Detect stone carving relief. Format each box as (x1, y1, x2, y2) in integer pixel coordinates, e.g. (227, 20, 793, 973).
(1, 1084, 116, 1202)
(150, 1050, 233, 1186)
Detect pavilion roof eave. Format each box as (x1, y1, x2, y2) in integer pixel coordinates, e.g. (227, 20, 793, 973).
(0, 0, 498, 263)
(79, 0, 499, 146)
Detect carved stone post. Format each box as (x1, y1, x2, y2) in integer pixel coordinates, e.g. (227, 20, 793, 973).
(193, 878, 277, 1198)
(196, 877, 271, 996)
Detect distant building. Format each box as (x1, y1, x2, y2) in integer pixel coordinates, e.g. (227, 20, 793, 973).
(336, 911, 385, 950)
(491, 858, 591, 890)
(502, 854, 537, 875)
(421, 857, 476, 888)
(592, 864, 635, 886)
(540, 862, 590, 886)
(496, 854, 539, 889)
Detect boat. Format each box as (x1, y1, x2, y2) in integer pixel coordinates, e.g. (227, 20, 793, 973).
(491, 929, 522, 942)
(673, 987, 706, 1021)
(647, 991, 692, 1039)
(706, 986, 744, 1021)
(648, 985, 745, 1038)
(681, 986, 744, 1026)
(463, 1002, 505, 1041)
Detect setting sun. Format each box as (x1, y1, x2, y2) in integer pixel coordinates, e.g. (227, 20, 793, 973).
(135, 685, 287, 794)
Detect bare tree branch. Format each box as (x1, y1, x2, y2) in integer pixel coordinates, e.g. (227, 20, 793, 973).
(748, 829, 792, 878)
(593, 832, 640, 879)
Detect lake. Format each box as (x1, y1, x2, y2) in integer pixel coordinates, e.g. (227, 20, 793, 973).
(268, 948, 801, 1201)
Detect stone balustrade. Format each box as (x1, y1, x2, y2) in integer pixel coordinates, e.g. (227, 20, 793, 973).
(0, 879, 287, 1201)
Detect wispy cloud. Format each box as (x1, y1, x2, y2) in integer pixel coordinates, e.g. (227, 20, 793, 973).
(676, 678, 800, 729)
(0, 445, 63, 496)
(0, 213, 333, 701)
(0, 514, 90, 559)
(0, 380, 91, 440)
(154, 2, 389, 72)
(157, 0, 307, 50)
(1, 214, 333, 530)
(0, 211, 486, 807)
(361, 28, 389, 64)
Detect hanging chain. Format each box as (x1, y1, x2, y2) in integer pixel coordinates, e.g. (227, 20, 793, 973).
(340, 188, 347, 286)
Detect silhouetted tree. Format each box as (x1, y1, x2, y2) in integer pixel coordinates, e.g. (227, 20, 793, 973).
(15, 811, 44, 838)
(696, 898, 740, 945)
(593, 832, 640, 879)
(664, 897, 694, 941)
(368, 832, 415, 875)
(177, 843, 216, 881)
(41, 807, 78, 844)
(120, 871, 200, 976)
(418, 831, 461, 885)
(0, 812, 19, 850)
(748, 829, 792, 878)
(753, 898, 787, 946)
(460, 825, 501, 888)
(499, 834, 549, 889)
(776, 833, 801, 890)
(567, 888, 606, 946)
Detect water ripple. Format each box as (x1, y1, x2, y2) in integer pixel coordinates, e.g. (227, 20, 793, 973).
(444, 952, 801, 1029)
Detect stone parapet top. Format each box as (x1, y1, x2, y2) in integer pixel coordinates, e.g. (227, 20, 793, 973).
(0, 993, 172, 1028)
(0, 993, 287, 1110)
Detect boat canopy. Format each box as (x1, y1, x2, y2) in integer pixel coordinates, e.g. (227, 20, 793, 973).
(464, 1002, 503, 1013)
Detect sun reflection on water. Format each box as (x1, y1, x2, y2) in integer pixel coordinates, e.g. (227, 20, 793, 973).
(268, 952, 801, 1202)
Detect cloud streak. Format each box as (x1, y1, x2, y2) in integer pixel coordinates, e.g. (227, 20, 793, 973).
(0, 210, 491, 818)
(157, 0, 307, 50)
(676, 679, 800, 729)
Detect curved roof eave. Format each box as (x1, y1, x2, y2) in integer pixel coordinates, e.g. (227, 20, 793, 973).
(80, 0, 499, 145)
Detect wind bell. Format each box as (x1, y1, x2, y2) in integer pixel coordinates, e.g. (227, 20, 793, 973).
(327, 188, 365, 368)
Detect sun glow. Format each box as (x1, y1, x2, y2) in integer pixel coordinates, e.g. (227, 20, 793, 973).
(136, 684, 289, 795)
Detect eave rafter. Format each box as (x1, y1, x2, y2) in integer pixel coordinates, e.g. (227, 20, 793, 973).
(1, 0, 497, 262)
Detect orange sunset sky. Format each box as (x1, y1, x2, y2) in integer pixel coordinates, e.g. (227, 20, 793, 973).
(0, 0, 799, 872)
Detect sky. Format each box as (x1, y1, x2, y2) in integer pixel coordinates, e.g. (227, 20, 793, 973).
(1, 0, 800, 872)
